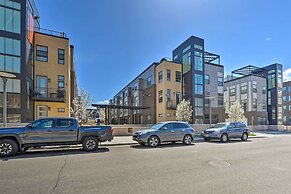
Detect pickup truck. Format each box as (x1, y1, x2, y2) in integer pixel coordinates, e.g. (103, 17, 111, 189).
(0, 117, 113, 157)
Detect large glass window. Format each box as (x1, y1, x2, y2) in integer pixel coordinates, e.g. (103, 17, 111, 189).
(194, 74, 203, 84)
(0, 2, 21, 34)
(195, 107, 203, 116)
(268, 74, 276, 89)
(58, 75, 65, 89)
(194, 44, 203, 50)
(0, 37, 20, 56)
(195, 98, 203, 106)
(36, 45, 48, 62)
(194, 74, 203, 95)
(217, 77, 223, 86)
(194, 85, 203, 95)
(0, 54, 20, 73)
(182, 52, 191, 74)
(58, 49, 65, 64)
(241, 85, 247, 94)
(194, 56, 203, 71)
(205, 74, 210, 84)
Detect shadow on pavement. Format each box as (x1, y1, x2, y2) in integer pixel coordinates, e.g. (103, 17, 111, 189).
(206, 139, 253, 144)
(130, 142, 195, 149)
(0, 147, 109, 161)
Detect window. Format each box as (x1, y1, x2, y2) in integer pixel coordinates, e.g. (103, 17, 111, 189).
(262, 101, 267, 111)
(253, 99, 257, 111)
(134, 82, 139, 91)
(167, 69, 171, 81)
(58, 75, 65, 88)
(167, 89, 171, 102)
(0, 93, 20, 108)
(195, 107, 203, 116)
(230, 88, 236, 96)
(182, 52, 191, 74)
(268, 91, 271, 105)
(268, 74, 276, 89)
(167, 113, 171, 117)
(241, 99, 247, 111)
(258, 117, 267, 125)
(241, 85, 247, 94)
(183, 45, 191, 53)
(158, 70, 163, 83)
(283, 96, 287, 102)
(205, 99, 210, 107)
(56, 119, 73, 128)
(194, 74, 203, 84)
(218, 93, 223, 107)
(147, 75, 153, 87)
(217, 77, 223, 86)
(0, 0, 21, 10)
(194, 51, 203, 57)
(0, 37, 20, 56)
(32, 119, 53, 128)
(175, 71, 181, 82)
(283, 87, 287, 93)
(158, 113, 163, 117)
(194, 74, 203, 94)
(0, 78, 20, 93)
(194, 44, 203, 50)
(58, 108, 65, 113)
(195, 98, 203, 106)
(262, 86, 266, 94)
(272, 108, 276, 120)
(175, 92, 181, 106)
(194, 56, 203, 71)
(205, 74, 210, 84)
(0, 54, 20, 73)
(58, 49, 65, 64)
(36, 45, 48, 62)
(158, 90, 163, 103)
(195, 85, 203, 95)
(0, 3, 21, 33)
(253, 84, 257, 93)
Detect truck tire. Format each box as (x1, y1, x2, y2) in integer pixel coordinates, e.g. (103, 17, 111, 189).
(82, 137, 98, 152)
(0, 139, 19, 157)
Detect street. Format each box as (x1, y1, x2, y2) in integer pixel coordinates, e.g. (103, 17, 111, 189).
(1, 135, 291, 194)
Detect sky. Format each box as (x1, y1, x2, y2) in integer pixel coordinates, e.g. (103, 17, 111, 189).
(35, 0, 291, 103)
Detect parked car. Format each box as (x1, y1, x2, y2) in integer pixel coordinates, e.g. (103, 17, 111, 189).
(202, 122, 249, 143)
(0, 118, 114, 157)
(132, 121, 195, 147)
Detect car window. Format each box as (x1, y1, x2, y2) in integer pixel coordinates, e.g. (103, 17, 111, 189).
(56, 119, 74, 128)
(181, 123, 190, 128)
(164, 123, 173, 130)
(32, 119, 54, 128)
(173, 123, 182, 129)
(228, 124, 235, 129)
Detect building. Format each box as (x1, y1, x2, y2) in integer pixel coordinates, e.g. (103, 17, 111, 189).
(226, 64, 283, 125)
(0, 0, 77, 123)
(110, 59, 182, 124)
(172, 36, 225, 124)
(283, 81, 291, 125)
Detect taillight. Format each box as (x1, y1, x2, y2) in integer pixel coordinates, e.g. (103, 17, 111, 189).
(109, 127, 114, 134)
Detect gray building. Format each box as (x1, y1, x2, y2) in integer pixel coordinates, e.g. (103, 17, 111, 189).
(283, 81, 291, 125)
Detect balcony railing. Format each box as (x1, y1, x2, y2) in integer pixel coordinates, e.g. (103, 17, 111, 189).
(31, 87, 66, 102)
(34, 27, 67, 38)
(167, 100, 178, 110)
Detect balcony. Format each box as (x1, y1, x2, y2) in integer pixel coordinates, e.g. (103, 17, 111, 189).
(167, 101, 178, 110)
(31, 88, 66, 102)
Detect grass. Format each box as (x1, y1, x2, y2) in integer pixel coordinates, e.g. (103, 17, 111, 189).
(249, 133, 257, 137)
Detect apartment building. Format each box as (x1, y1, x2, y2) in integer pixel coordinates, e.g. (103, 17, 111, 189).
(225, 64, 283, 125)
(110, 59, 182, 124)
(0, 0, 77, 123)
(283, 81, 291, 125)
(172, 36, 225, 124)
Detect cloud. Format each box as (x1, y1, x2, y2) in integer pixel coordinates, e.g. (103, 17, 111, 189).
(265, 37, 272, 41)
(96, 100, 110, 104)
(283, 68, 291, 82)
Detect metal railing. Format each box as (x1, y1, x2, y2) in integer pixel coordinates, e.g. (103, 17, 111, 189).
(34, 27, 67, 38)
(167, 100, 178, 109)
(31, 87, 66, 101)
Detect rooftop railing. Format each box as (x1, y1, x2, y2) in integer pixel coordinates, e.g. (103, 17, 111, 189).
(34, 27, 67, 38)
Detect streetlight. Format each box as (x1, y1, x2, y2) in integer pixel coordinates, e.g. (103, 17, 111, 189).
(0, 72, 16, 127)
(205, 96, 215, 127)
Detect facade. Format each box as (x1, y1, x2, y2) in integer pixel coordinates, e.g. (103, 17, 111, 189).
(227, 64, 283, 125)
(110, 59, 182, 124)
(283, 81, 291, 125)
(172, 36, 225, 124)
(0, 0, 77, 123)
(224, 75, 268, 125)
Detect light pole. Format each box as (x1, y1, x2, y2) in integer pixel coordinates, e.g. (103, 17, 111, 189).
(0, 72, 16, 127)
(205, 96, 215, 127)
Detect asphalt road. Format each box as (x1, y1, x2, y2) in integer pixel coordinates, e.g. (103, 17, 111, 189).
(1, 136, 291, 194)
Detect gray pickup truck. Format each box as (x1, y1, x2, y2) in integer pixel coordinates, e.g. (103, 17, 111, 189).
(0, 117, 113, 157)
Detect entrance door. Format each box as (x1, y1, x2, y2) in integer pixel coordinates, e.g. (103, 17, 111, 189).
(36, 76, 48, 97)
(36, 106, 48, 119)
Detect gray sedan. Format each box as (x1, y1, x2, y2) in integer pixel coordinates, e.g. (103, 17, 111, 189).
(202, 122, 250, 143)
(132, 121, 195, 147)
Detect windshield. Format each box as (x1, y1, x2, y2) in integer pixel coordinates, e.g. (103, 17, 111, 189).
(211, 123, 227, 128)
(150, 123, 165, 130)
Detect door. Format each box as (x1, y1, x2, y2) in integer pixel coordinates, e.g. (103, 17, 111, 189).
(36, 76, 48, 97)
(24, 118, 56, 144)
(157, 123, 174, 142)
(36, 106, 48, 119)
(226, 123, 236, 138)
(51, 119, 78, 142)
(172, 123, 185, 141)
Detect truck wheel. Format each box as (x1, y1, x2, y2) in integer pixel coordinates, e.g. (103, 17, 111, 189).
(82, 137, 98, 152)
(0, 139, 19, 157)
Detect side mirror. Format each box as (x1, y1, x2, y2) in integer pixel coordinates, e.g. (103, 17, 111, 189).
(161, 127, 167, 130)
(27, 124, 33, 129)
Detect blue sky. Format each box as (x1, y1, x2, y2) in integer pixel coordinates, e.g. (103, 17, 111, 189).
(36, 0, 291, 103)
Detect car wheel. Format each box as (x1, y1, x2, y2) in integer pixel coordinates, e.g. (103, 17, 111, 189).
(241, 133, 248, 141)
(147, 136, 160, 147)
(204, 137, 210, 142)
(82, 137, 98, 152)
(0, 139, 18, 157)
(220, 133, 228, 143)
(183, 135, 193, 145)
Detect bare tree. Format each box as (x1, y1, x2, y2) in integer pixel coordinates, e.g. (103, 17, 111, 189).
(70, 88, 93, 123)
(228, 100, 246, 122)
(176, 99, 193, 123)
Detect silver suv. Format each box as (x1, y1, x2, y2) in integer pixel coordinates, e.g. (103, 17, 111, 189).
(132, 121, 195, 147)
(202, 122, 249, 143)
